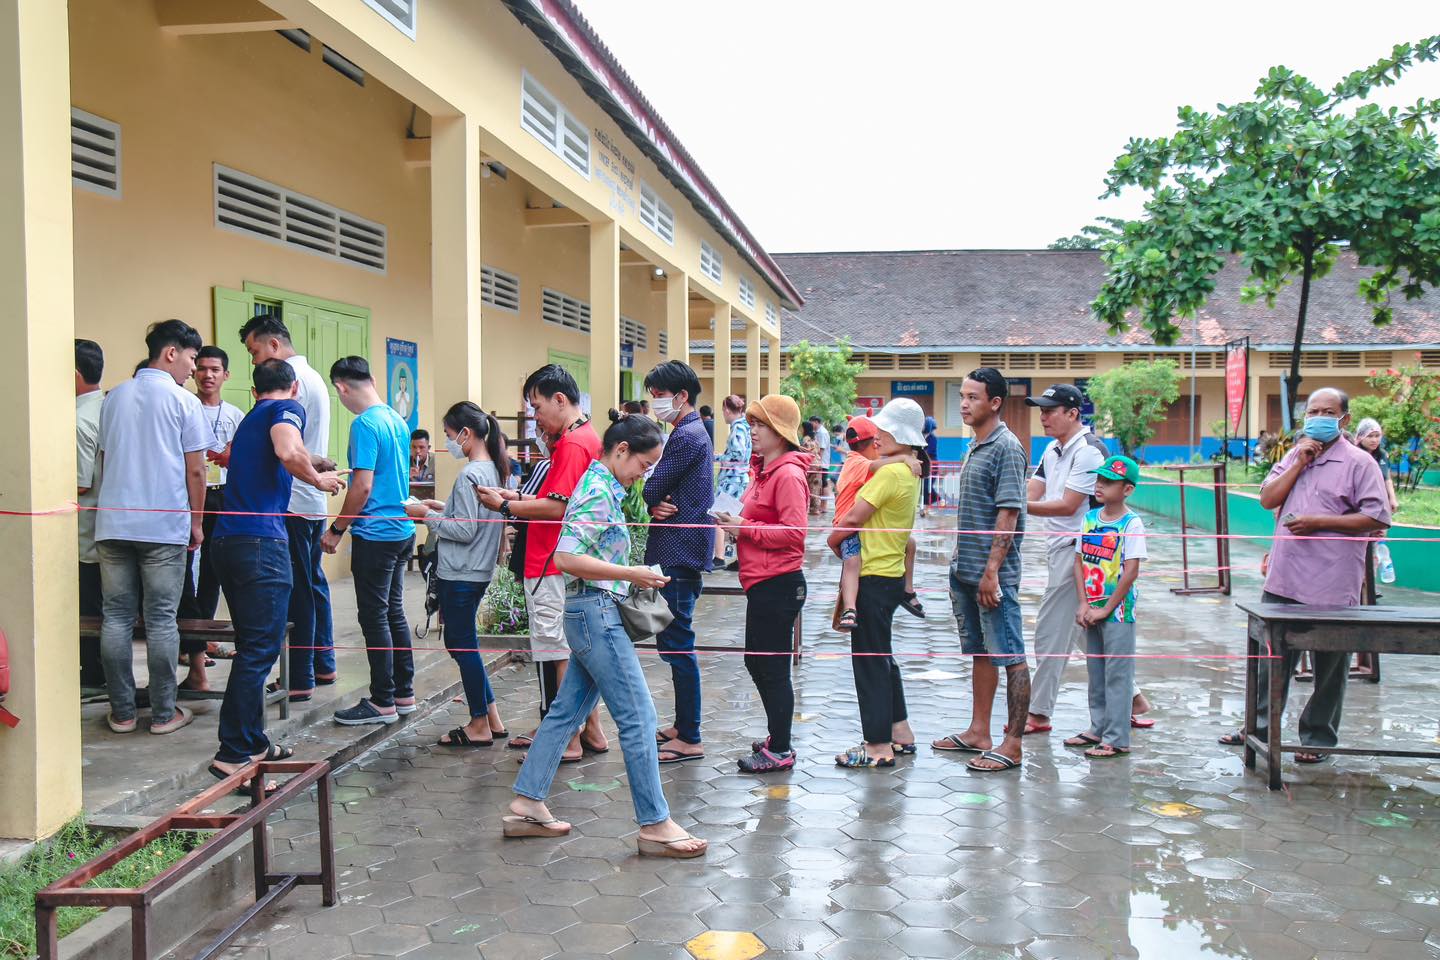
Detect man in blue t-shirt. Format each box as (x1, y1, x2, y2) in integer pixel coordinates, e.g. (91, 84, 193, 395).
(322, 356, 418, 726)
(209, 359, 341, 788)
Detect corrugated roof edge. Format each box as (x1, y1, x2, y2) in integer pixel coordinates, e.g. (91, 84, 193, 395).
(503, 0, 804, 310)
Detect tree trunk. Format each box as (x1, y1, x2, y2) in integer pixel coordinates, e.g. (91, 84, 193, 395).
(1284, 243, 1316, 428)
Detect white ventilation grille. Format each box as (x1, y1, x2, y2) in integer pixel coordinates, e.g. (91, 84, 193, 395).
(738, 277, 756, 310)
(362, 0, 416, 38)
(621, 317, 648, 350)
(700, 241, 723, 284)
(481, 266, 520, 312)
(71, 108, 121, 197)
(541, 288, 591, 334)
(765, 301, 778, 326)
(521, 72, 590, 178)
(639, 182, 675, 244)
(658, 330, 669, 357)
(213, 164, 386, 273)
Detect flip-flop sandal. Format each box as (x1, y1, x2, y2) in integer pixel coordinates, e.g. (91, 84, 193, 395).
(967, 751, 1021, 773)
(891, 742, 917, 755)
(1064, 733, 1101, 747)
(207, 764, 277, 797)
(315, 675, 337, 686)
(837, 609, 858, 632)
(1084, 745, 1130, 759)
(655, 729, 677, 745)
(900, 592, 926, 618)
(580, 738, 610, 754)
(638, 834, 708, 859)
(502, 815, 571, 838)
(1295, 751, 1330, 764)
(835, 746, 895, 769)
(1131, 715, 1156, 729)
(491, 728, 510, 739)
(508, 733, 535, 750)
(207, 645, 236, 660)
(658, 749, 705, 764)
(257, 744, 294, 761)
(933, 734, 984, 753)
(1217, 731, 1245, 746)
(438, 727, 493, 748)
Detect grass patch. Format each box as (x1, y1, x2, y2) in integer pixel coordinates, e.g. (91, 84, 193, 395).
(0, 819, 203, 958)
(1143, 464, 1440, 527)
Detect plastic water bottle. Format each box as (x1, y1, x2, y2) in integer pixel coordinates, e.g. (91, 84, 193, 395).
(1376, 542, 1396, 584)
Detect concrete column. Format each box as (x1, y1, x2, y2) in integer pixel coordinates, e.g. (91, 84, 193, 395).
(713, 303, 732, 455)
(429, 114, 481, 498)
(1247, 362, 1265, 440)
(767, 333, 782, 398)
(665, 269, 689, 370)
(745, 321, 761, 405)
(0, 0, 81, 840)
(589, 220, 620, 416)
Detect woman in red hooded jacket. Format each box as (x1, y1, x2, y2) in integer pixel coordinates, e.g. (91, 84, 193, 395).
(714, 394, 811, 773)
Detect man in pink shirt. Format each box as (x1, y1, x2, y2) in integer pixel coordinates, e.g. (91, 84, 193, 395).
(1220, 387, 1390, 761)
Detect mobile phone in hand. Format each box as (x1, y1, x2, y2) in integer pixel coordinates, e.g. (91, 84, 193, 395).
(1281, 512, 1297, 525)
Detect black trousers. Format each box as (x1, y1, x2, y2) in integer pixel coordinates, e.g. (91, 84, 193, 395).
(178, 486, 225, 653)
(744, 571, 807, 753)
(78, 561, 106, 686)
(352, 534, 416, 707)
(852, 575, 908, 745)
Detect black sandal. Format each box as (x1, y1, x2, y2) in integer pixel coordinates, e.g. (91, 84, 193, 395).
(257, 744, 294, 761)
(837, 609, 858, 632)
(438, 727, 493, 748)
(1217, 731, 1245, 746)
(208, 764, 277, 797)
(900, 592, 926, 618)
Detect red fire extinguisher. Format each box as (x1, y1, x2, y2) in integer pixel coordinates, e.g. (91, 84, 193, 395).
(0, 626, 18, 728)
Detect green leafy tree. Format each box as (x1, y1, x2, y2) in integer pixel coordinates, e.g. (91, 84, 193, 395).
(1085, 359, 1182, 458)
(1048, 216, 1126, 250)
(780, 338, 862, 426)
(1089, 37, 1440, 421)
(1351, 365, 1440, 492)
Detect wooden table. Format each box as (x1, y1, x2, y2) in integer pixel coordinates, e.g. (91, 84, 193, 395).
(1239, 602, 1440, 789)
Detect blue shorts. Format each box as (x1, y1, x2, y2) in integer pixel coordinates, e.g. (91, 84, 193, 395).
(840, 533, 862, 560)
(949, 571, 1026, 668)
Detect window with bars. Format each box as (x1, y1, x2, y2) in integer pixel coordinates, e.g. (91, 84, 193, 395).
(71, 107, 121, 197)
(700, 241, 723, 283)
(541, 288, 591, 333)
(362, 0, 416, 38)
(638, 182, 675, 244)
(765, 301, 778, 326)
(621, 317, 648, 350)
(213, 164, 386, 273)
(738, 277, 756, 309)
(520, 72, 590, 178)
(481, 266, 520, 312)
(658, 330, 669, 357)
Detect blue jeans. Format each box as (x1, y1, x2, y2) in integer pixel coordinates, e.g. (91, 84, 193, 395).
(97, 539, 187, 724)
(950, 573, 1027, 668)
(211, 537, 292, 763)
(286, 516, 335, 691)
(439, 578, 495, 718)
(514, 590, 669, 825)
(656, 566, 703, 744)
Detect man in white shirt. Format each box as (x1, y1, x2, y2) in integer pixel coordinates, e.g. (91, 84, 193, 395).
(1022, 385, 1109, 734)
(96, 320, 213, 735)
(810, 416, 832, 498)
(240, 315, 336, 700)
(179, 346, 245, 629)
(75, 339, 106, 688)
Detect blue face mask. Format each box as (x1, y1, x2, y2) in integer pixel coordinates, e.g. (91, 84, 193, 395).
(1303, 415, 1341, 443)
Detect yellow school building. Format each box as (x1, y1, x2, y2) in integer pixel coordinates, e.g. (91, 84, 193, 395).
(695, 250, 1440, 465)
(1, 0, 800, 839)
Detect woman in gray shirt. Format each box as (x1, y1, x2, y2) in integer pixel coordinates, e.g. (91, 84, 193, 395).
(405, 402, 510, 746)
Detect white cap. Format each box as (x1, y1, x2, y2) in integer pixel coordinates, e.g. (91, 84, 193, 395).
(870, 397, 926, 447)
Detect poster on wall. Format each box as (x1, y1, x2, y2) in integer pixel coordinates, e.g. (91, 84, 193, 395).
(1225, 339, 1248, 434)
(855, 396, 884, 418)
(386, 338, 419, 432)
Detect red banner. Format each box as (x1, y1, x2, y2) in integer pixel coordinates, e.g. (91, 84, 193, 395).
(1225, 343, 1248, 433)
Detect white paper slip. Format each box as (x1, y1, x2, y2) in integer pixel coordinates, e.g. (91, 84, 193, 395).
(707, 491, 745, 518)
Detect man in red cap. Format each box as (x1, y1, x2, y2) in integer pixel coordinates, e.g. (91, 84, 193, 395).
(829, 416, 924, 632)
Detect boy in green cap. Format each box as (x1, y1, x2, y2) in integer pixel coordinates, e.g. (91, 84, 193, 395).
(1065, 454, 1146, 759)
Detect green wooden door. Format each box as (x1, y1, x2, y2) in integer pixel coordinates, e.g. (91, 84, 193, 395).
(212, 287, 257, 413)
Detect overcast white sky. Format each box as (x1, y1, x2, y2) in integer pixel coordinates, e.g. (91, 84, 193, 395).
(575, 1, 1438, 253)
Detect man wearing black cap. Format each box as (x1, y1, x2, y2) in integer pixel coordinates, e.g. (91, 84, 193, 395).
(1022, 384, 1111, 734)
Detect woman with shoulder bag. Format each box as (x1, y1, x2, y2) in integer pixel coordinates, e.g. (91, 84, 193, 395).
(505, 415, 707, 859)
(405, 402, 509, 746)
(714, 395, 811, 773)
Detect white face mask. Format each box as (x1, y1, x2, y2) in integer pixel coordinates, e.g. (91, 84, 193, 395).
(650, 396, 677, 423)
(445, 435, 466, 460)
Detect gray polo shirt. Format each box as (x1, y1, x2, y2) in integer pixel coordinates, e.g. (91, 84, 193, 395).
(951, 421, 1028, 586)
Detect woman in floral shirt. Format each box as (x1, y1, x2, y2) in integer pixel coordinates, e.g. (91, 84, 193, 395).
(712, 394, 751, 566)
(504, 415, 708, 859)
